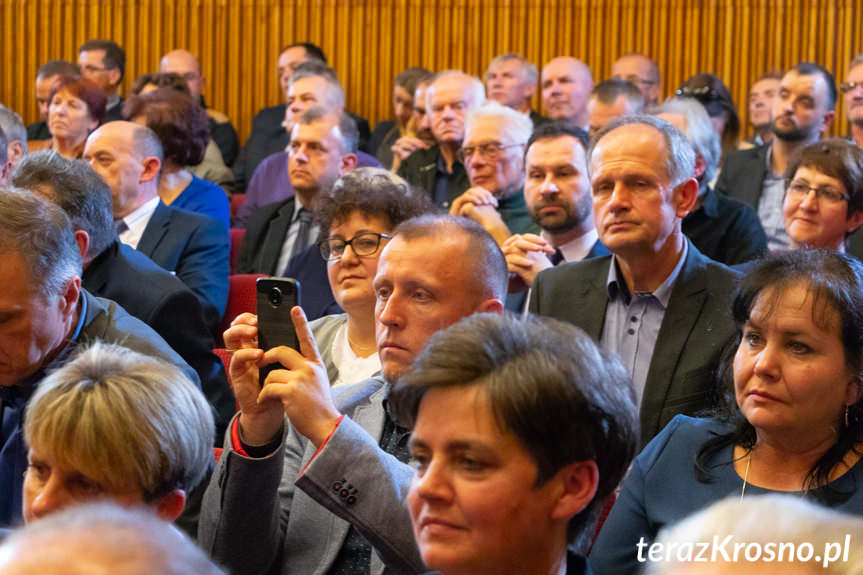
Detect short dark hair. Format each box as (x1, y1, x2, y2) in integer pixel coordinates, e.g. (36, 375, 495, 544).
(392, 214, 508, 302)
(79, 39, 126, 82)
(296, 107, 359, 155)
(281, 41, 327, 64)
(526, 120, 589, 157)
(49, 76, 108, 125)
(123, 89, 209, 167)
(36, 60, 79, 80)
(786, 139, 863, 220)
(394, 67, 434, 96)
(391, 312, 639, 553)
(791, 62, 838, 111)
(11, 151, 115, 259)
(130, 72, 191, 96)
(676, 73, 740, 159)
(591, 78, 644, 108)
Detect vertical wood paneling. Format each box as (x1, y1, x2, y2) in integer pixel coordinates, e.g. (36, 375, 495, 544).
(1, 0, 862, 143)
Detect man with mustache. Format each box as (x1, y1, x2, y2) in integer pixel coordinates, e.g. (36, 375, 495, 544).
(529, 115, 738, 447)
(717, 63, 837, 250)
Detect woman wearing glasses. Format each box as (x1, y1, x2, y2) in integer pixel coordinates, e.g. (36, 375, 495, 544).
(782, 139, 863, 252)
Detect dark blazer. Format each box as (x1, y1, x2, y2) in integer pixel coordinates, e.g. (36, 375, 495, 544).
(26, 121, 51, 142)
(237, 197, 297, 276)
(83, 241, 235, 438)
(715, 143, 770, 208)
(529, 242, 739, 446)
(682, 186, 768, 265)
(103, 97, 125, 123)
(137, 202, 230, 332)
(396, 145, 470, 208)
(285, 244, 343, 321)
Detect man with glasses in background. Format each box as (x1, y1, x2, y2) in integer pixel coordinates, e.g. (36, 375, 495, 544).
(611, 53, 662, 108)
(78, 39, 126, 123)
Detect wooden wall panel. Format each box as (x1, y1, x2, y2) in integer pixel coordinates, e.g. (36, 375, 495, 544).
(1, 0, 862, 143)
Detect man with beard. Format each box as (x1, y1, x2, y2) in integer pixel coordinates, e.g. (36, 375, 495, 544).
(717, 63, 837, 250)
(501, 122, 608, 311)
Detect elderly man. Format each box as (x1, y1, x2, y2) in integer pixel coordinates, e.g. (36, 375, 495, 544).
(530, 115, 738, 446)
(587, 78, 644, 136)
(160, 49, 239, 166)
(655, 98, 768, 265)
(717, 62, 837, 250)
(742, 72, 782, 148)
(236, 107, 358, 277)
(611, 53, 662, 107)
(388, 75, 437, 174)
(234, 62, 381, 228)
(199, 214, 507, 575)
(541, 57, 594, 131)
(397, 70, 485, 208)
(484, 53, 545, 125)
(0, 106, 26, 171)
(0, 188, 197, 528)
(11, 151, 235, 438)
(78, 39, 126, 123)
(448, 102, 538, 243)
(392, 313, 639, 575)
(83, 122, 230, 331)
(26, 60, 80, 141)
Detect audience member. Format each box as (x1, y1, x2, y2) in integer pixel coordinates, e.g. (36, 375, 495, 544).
(718, 63, 837, 250)
(742, 71, 782, 148)
(655, 97, 768, 265)
(591, 250, 863, 574)
(83, 121, 229, 330)
(842, 54, 863, 148)
(541, 57, 594, 131)
(371, 66, 433, 168)
(782, 139, 863, 252)
(391, 312, 639, 575)
(397, 70, 484, 208)
(160, 49, 239, 166)
(26, 60, 79, 141)
(199, 214, 506, 575)
(10, 151, 235, 439)
(502, 122, 608, 311)
(388, 75, 437, 173)
(235, 62, 381, 228)
(529, 115, 739, 445)
(78, 39, 126, 123)
(0, 127, 7, 185)
(0, 106, 25, 176)
(0, 502, 225, 575)
(611, 53, 662, 107)
(27, 76, 105, 158)
(677, 73, 740, 166)
(124, 89, 230, 229)
(237, 108, 358, 276)
(449, 102, 538, 243)
(484, 52, 544, 125)
(0, 188, 197, 528)
(587, 78, 644, 136)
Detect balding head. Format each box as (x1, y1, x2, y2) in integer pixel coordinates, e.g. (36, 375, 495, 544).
(159, 49, 205, 101)
(426, 71, 486, 147)
(541, 57, 594, 129)
(611, 53, 661, 106)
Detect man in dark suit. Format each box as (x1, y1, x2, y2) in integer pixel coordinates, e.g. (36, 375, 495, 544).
(716, 62, 837, 251)
(84, 121, 229, 331)
(78, 39, 126, 123)
(529, 115, 739, 446)
(11, 150, 235, 440)
(237, 108, 358, 277)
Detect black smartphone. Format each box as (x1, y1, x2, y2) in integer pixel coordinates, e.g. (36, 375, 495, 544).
(256, 277, 302, 385)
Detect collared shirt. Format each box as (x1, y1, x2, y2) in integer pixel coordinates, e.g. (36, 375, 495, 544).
(275, 202, 320, 277)
(757, 145, 791, 251)
(433, 153, 467, 209)
(106, 93, 121, 112)
(601, 241, 688, 401)
(544, 228, 599, 263)
(118, 196, 160, 250)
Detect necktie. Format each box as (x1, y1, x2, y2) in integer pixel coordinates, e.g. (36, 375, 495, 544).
(550, 248, 565, 266)
(288, 209, 313, 263)
(114, 219, 128, 236)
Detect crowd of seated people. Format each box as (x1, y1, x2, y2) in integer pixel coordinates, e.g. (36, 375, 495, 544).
(4, 35, 863, 574)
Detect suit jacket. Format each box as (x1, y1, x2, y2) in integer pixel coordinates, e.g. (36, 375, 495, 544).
(285, 244, 343, 321)
(26, 121, 51, 142)
(137, 202, 230, 332)
(396, 145, 470, 209)
(237, 198, 297, 276)
(199, 377, 423, 575)
(715, 144, 770, 208)
(529, 241, 739, 446)
(682, 186, 768, 265)
(104, 97, 125, 123)
(82, 241, 235, 438)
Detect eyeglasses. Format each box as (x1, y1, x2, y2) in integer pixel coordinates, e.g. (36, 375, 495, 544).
(676, 86, 720, 100)
(80, 64, 110, 74)
(787, 180, 850, 204)
(457, 142, 524, 163)
(840, 81, 863, 93)
(319, 232, 392, 261)
(620, 74, 657, 87)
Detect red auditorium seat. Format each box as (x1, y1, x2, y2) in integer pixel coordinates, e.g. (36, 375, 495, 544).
(230, 193, 246, 221)
(212, 347, 239, 411)
(217, 273, 264, 347)
(229, 228, 245, 274)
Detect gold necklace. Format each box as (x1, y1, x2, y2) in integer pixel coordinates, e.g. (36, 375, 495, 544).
(739, 450, 752, 503)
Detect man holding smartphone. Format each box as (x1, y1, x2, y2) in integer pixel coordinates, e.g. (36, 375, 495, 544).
(199, 214, 507, 575)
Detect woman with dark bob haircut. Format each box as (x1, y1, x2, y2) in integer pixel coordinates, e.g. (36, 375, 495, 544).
(677, 73, 740, 166)
(29, 76, 106, 158)
(591, 250, 863, 574)
(123, 88, 229, 229)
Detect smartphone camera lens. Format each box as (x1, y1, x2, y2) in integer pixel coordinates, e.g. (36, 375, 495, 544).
(268, 286, 283, 307)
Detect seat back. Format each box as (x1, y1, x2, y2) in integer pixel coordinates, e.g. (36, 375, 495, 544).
(217, 273, 264, 346)
(229, 228, 246, 274)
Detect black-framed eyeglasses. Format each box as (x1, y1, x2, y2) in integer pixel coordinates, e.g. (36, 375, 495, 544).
(840, 81, 863, 93)
(457, 142, 524, 163)
(786, 180, 850, 204)
(319, 232, 393, 261)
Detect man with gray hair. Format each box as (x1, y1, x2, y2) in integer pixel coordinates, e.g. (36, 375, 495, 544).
(0, 188, 197, 528)
(0, 105, 27, 170)
(0, 126, 7, 186)
(449, 102, 539, 244)
(587, 78, 644, 136)
(530, 115, 739, 446)
(655, 98, 768, 265)
(397, 70, 485, 208)
(484, 53, 545, 126)
(843, 54, 863, 148)
(541, 57, 594, 131)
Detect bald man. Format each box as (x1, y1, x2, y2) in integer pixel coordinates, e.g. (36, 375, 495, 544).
(611, 53, 662, 107)
(541, 57, 594, 131)
(160, 49, 239, 165)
